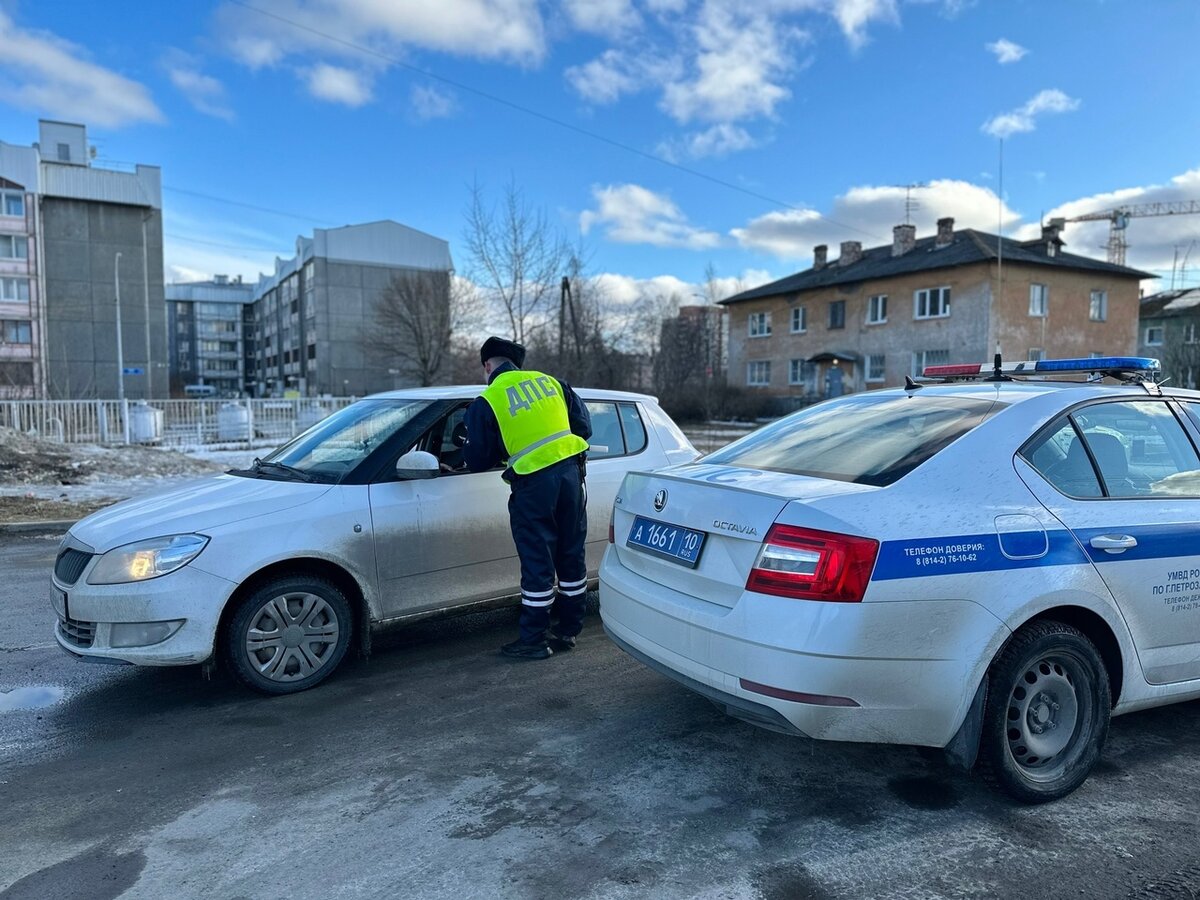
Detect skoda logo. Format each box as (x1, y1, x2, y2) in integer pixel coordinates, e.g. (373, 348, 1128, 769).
(653, 489, 667, 512)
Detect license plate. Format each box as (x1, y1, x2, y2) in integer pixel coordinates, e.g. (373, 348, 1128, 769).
(627, 516, 706, 568)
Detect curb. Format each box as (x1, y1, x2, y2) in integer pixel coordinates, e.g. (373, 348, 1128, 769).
(0, 520, 75, 535)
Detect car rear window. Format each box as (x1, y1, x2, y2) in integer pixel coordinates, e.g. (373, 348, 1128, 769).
(704, 394, 1001, 486)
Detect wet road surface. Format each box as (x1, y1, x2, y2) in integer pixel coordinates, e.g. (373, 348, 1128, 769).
(2, 533, 1199, 899)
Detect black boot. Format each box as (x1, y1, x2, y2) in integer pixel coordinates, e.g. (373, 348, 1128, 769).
(501, 638, 552, 660)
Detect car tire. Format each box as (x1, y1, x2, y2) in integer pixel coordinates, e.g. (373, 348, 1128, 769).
(223, 575, 353, 695)
(978, 620, 1110, 803)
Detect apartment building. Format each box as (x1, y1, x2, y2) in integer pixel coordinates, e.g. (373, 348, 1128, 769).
(166, 275, 256, 396)
(721, 218, 1152, 402)
(0, 120, 165, 399)
(1138, 287, 1200, 389)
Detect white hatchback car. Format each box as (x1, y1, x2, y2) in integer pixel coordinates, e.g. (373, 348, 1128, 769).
(51, 386, 697, 693)
(600, 357, 1200, 802)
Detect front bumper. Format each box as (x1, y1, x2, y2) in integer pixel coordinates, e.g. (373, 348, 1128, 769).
(599, 549, 1008, 747)
(51, 564, 236, 666)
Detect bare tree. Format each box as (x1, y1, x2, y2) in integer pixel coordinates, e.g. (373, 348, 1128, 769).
(365, 270, 463, 386)
(464, 178, 569, 344)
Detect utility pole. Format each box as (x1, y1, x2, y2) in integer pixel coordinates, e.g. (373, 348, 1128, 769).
(142, 212, 152, 399)
(115, 252, 129, 443)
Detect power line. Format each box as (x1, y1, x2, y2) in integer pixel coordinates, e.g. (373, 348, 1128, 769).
(226, 0, 882, 242)
(163, 232, 284, 254)
(163, 185, 339, 225)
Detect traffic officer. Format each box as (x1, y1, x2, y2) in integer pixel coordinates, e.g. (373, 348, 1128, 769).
(464, 336, 592, 659)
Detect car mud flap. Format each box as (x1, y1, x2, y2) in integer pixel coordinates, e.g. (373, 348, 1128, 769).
(944, 678, 987, 771)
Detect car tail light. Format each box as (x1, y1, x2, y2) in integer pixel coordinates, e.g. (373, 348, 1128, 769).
(608, 507, 615, 544)
(746, 525, 878, 602)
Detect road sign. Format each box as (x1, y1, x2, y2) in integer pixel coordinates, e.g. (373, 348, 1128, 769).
(122, 367, 144, 375)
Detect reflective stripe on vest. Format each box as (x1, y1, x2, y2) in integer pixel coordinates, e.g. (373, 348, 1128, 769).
(481, 369, 590, 475)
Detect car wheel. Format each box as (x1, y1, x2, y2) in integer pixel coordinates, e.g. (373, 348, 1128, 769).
(224, 576, 352, 695)
(978, 620, 1110, 803)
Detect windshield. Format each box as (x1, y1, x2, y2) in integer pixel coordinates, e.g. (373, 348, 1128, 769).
(705, 393, 1000, 486)
(253, 399, 432, 482)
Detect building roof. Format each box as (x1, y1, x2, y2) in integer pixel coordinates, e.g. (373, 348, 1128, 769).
(1140, 288, 1200, 319)
(721, 228, 1155, 305)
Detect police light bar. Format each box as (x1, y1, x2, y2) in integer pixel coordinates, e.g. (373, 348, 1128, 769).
(922, 356, 1161, 379)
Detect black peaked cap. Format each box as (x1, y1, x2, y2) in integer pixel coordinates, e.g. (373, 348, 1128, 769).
(480, 336, 526, 367)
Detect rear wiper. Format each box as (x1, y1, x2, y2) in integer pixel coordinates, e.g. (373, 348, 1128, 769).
(252, 457, 315, 483)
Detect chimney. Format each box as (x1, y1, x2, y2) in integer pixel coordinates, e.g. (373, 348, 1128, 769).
(838, 241, 862, 266)
(935, 217, 955, 248)
(892, 224, 916, 257)
(1042, 218, 1065, 255)
(813, 244, 828, 270)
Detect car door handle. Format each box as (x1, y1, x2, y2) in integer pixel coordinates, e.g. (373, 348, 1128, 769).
(1090, 534, 1138, 553)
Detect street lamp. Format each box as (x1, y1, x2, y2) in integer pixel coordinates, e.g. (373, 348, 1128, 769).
(114, 252, 129, 443)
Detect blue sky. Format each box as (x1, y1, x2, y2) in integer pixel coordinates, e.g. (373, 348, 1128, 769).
(2, 0, 1198, 308)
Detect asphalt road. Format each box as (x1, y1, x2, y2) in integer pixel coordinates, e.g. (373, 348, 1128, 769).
(2, 532, 1199, 900)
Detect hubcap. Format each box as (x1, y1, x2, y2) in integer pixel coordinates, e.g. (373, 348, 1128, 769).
(1006, 656, 1081, 770)
(244, 592, 340, 682)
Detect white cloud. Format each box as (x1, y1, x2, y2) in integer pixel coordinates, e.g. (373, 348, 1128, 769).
(1014, 167, 1200, 276)
(564, 50, 644, 104)
(563, 0, 641, 36)
(983, 88, 1080, 139)
(305, 63, 373, 106)
(661, 2, 808, 124)
(659, 123, 759, 161)
(580, 184, 721, 250)
(830, 0, 899, 51)
(164, 50, 235, 121)
(592, 268, 774, 307)
(411, 84, 457, 119)
(0, 11, 163, 128)
(732, 179, 1022, 260)
(986, 37, 1028, 64)
(218, 0, 546, 69)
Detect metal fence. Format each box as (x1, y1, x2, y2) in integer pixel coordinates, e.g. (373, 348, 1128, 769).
(0, 398, 357, 448)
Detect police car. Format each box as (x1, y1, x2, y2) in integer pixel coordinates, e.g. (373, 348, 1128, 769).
(599, 356, 1200, 802)
(50, 386, 697, 694)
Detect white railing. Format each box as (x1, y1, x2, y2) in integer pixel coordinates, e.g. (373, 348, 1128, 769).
(0, 398, 357, 448)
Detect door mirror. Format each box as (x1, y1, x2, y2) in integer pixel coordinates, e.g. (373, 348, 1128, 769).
(395, 450, 439, 480)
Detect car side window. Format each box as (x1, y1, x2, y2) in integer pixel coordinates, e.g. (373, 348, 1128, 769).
(586, 401, 624, 459)
(1071, 401, 1200, 498)
(1026, 420, 1103, 498)
(618, 402, 648, 454)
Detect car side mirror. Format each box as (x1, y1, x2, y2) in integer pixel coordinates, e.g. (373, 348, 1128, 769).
(395, 450, 439, 480)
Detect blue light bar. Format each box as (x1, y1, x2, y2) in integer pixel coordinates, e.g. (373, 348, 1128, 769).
(1034, 357, 1161, 373)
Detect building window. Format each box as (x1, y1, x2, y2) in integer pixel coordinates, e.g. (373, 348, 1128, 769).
(0, 361, 33, 386)
(307, 344, 317, 360)
(57, 143, 71, 162)
(0, 319, 32, 344)
(789, 359, 810, 386)
(914, 287, 950, 319)
(829, 300, 845, 330)
(1145, 327, 1164, 346)
(1028, 348, 1045, 361)
(790, 306, 807, 333)
(1089, 290, 1108, 322)
(0, 278, 30, 303)
(0, 235, 28, 260)
(747, 360, 771, 386)
(866, 354, 885, 382)
(0, 191, 24, 217)
(1029, 284, 1048, 317)
(866, 295, 887, 325)
(748, 312, 772, 338)
(1185, 323, 1199, 345)
(912, 349, 949, 377)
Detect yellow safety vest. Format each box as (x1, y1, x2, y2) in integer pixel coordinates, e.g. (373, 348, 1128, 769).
(481, 369, 589, 475)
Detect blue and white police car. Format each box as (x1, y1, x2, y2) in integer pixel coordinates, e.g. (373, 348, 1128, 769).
(599, 356, 1200, 802)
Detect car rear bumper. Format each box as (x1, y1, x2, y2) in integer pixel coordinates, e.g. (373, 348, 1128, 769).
(51, 565, 235, 666)
(599, 549, 1008, 747)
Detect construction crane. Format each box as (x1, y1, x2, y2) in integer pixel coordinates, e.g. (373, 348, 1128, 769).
(1050, 200, 1200, 266)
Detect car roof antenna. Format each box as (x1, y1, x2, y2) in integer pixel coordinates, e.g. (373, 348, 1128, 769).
(984, 348, 1012, 382)
(903, 375, 923, 392)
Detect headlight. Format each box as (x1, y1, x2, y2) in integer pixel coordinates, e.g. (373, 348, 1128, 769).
(87, 535, 210, 585)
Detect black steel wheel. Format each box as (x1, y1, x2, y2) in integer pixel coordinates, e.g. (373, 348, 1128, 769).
(978, 620, 1110, 803)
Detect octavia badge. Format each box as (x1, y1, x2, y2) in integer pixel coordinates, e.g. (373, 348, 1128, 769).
(653, 489, 667, 512)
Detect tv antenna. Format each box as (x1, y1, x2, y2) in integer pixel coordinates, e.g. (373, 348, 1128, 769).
(892, 182, 929, 225)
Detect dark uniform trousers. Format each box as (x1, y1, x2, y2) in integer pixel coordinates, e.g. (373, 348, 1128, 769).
(509, 456, 588, 644)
